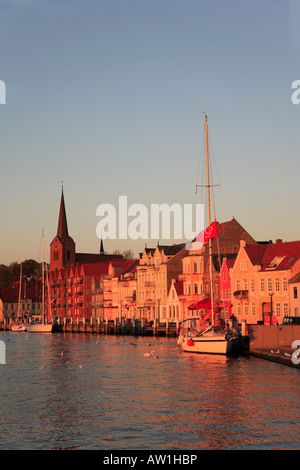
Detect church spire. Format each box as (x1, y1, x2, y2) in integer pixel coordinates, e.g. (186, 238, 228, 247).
(57, 184, 69, 240)
(100, 237, 104, 255)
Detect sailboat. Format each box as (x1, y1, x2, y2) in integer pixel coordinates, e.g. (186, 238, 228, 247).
(11, 264, 27, 332)
(27, 230, 53, 333)
(178, 115, 239, 355)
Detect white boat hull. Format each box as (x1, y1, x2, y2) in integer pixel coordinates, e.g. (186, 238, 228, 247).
(27, 323, 53, 333)
(11, 324, 27, 332)
(178, 333, 237, 355)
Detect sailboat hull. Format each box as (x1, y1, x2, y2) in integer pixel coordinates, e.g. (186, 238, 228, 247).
(11, 324, 27, 332)
(27, 323, 53, 333)
(179, 334, 238, 355)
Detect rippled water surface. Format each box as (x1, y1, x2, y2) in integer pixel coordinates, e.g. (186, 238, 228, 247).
(0, 331, 299, 450)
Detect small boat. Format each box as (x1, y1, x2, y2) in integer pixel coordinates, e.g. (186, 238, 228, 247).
(11, 322, 27, 332)
(27, 229, 53, 334)
(27, 322, 52, 333)
(178, 115, 240, 355)
(11, 265, 27, 332)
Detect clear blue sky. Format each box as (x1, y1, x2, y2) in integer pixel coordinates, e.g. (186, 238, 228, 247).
(1, 0, 300, 264)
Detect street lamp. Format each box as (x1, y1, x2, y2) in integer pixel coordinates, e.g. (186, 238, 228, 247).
(269, 292, 274, 322)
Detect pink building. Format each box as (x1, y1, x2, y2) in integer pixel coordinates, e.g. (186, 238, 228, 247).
(178, 218, 256, 321)
(230, 239, 300, 325)
(218, 257, 236, 321)
(103, 260, 138, 321)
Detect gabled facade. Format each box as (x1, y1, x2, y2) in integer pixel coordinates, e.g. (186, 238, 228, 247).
(166, 279, 183, 321)
(136, 243, 186, 321)
(230, 239, 300, 324)
(218, 257, 236, 320)
(102, 260, 138, 321)
(178, 218, 256, 320)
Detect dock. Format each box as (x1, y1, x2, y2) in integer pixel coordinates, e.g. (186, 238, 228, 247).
(0, 318, 180, 337)
(250, 347, 300, 369)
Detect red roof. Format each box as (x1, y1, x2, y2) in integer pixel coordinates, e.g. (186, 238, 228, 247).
(245, 244, 269, 266)
(0, 286, 41, 303)
(76, 253, 123, 264)
(174, 280, 183, 296)
(115, 259, 139, 278)
(245, 241, 300, 271)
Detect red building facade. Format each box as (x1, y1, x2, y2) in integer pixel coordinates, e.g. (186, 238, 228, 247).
(46, 189, 123, 321)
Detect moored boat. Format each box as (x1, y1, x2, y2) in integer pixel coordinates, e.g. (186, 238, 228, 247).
(26, 322, 52, 333)
(11, 322, 27, 332)
(178, 317, 239, 355)
(27, 229, 53, 334)
(178, 115, 244, 355)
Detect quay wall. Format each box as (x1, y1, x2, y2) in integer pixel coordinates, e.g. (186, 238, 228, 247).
(0, 318, 180, 337)
(249, 324, 300, 350)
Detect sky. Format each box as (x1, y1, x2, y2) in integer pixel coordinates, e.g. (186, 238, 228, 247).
(1, 0, 300, 265)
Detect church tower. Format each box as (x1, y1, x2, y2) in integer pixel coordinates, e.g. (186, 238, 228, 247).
(50, 187, 76, 271)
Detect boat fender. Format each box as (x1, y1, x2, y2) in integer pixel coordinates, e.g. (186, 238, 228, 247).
(187, 339, 194, 347)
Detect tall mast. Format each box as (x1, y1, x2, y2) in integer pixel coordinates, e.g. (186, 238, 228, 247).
(205, 115, 214, 326)
(42, 229, 45, 324)
(17, 264, 22, 318)
(205, 114, 211, 226)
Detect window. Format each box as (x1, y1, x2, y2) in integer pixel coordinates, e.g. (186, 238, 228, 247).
(242, 278, 248, 290)
(194, 283, 198, 295)
(237, 302, 241, 315)
(193, 262, 197, 273)
(251, 302, 256, 316)
(244, 303, 249, 316)
(294, 287, 298, 299)
(283, 303, 288, 316)
(223, 271, 227, 282)
(260, 278, 265, 292)
(250, 278, 255, 292)
(275, 277, 280, 292)
(275, 303, 281, 317)
(267, 278, 272, 292)
(236, 279, 240, 290)
(240, 259, 248, 270)
(283, 277, 287, 292)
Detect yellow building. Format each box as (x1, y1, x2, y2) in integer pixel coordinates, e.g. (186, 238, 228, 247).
(136, 243, 186, 321)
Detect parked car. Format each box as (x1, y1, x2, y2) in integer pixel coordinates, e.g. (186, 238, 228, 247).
(282, 316, 300, 324)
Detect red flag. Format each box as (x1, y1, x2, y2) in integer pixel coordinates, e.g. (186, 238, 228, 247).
(197, 220, 217, 244)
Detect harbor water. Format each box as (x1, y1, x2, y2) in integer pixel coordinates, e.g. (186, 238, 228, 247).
(0, 331, 299, 450)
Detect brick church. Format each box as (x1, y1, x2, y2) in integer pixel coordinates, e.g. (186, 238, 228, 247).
(46, 188, 124, 321)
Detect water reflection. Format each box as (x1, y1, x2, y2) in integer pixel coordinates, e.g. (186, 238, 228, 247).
(0, 332, 299, 449)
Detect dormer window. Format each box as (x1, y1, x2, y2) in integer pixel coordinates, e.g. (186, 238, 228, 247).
(266, 256, 285, 269)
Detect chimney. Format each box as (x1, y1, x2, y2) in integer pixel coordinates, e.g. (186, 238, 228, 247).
(276, 239, 283, 244)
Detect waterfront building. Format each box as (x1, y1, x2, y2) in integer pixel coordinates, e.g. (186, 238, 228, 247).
(218, 257, 236, 320)
(178, 218, 256, 321)
(288, 271, 300, 317)
(166, 279, 183, 322)
(230, 239, 300, 324)
(45, 188, 124, 322)
(102, 259, 138, 321)
(0, 279, 43, 322)
(136, 243, 186, 322)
